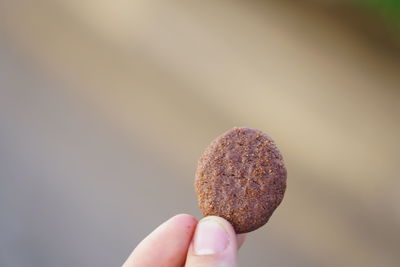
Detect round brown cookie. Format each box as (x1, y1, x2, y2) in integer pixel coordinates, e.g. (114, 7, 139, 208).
(195, 127, 287, 233)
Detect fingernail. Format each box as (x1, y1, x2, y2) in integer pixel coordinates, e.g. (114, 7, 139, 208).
(193, 218, 229, 255)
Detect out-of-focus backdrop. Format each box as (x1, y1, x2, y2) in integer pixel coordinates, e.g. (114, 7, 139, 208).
(1, 1, 399, 266)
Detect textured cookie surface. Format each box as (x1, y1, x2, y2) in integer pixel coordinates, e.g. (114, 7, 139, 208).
(195, 127, 287, 233)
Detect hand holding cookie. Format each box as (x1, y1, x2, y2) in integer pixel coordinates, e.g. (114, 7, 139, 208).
(123, 127, 287, 266)
(122, 214, 245, 267)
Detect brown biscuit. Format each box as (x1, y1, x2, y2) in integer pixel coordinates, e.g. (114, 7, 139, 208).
(195, 127, 287, 233)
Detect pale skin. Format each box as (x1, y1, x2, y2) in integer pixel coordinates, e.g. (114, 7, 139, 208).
(123, 214, 247, 267)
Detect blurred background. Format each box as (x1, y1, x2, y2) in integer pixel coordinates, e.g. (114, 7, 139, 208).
(1, 0, 399, 266)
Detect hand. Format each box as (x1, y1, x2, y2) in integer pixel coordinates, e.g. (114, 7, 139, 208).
(122, 214, 246, 267)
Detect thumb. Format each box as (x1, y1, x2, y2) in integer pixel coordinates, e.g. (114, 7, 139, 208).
(185, 216, 239, 267)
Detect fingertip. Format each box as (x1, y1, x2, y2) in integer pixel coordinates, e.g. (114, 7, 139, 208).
(202, 217, 246, 250)
(185, 216, 239, 267)
(170, 213, 198, 226)
(123, 214, 197, 267)
(168, 214, 198, 239)
(201, 216, 236, 235)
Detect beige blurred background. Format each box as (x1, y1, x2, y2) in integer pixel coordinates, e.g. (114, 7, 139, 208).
(1, 0, 399, 266)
